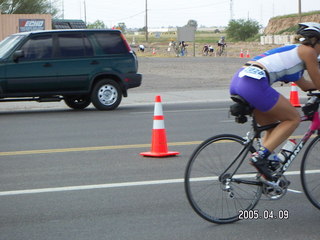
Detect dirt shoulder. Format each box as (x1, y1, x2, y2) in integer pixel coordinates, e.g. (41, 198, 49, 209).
(136, 56, 248, 93)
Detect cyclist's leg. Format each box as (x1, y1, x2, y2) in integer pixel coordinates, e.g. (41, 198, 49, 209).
(230, 71, 300, 181)
(230, 71, 300, 152)
(253, 95, 300, 151)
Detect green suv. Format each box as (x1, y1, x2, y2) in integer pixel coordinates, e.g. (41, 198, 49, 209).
(0, 29, 142, 110)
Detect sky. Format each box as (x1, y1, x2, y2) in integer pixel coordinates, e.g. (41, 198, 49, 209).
(60, 0, 320, 29)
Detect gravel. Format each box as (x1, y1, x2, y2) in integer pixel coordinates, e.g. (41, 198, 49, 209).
(136, 56, 249, 92)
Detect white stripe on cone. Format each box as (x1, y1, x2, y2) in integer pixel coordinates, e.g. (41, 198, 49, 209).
(153, 120, 165, 129)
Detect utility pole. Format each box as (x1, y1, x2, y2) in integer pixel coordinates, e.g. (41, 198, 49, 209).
(145, 0, 148, 42)
(230, 0, 234, 21)
(61, 0, 64, 19)
(298, 0, 302, 22)
(84, 0, 87, 24)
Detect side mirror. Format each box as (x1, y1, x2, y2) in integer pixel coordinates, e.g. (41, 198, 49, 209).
(13, 50, 24, 62)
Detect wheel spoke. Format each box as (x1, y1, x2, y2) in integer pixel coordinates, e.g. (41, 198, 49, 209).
(185, 134, 262, 224)
(301, 137, 320, 209)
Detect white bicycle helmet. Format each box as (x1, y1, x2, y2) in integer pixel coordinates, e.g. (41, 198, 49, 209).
(297, 22, 320, 40)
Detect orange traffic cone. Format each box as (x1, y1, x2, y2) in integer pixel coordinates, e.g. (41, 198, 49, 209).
(290, 82, 301, 107)
(246, 50, 250, 58)
(239, 49, 244, 58)
(140, 96, 180, 157)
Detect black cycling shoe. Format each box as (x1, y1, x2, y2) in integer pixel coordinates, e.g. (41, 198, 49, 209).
(250, 155, 277, 182)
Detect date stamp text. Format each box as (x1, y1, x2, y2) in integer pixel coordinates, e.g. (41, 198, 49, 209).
(238, 209, 289, 220)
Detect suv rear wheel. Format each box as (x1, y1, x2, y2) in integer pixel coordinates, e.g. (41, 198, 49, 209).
(64, 95, 91, 110)
(91, 79, 122, 110)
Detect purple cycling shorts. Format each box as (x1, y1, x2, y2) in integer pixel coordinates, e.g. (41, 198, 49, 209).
(229, 68, 280, 112)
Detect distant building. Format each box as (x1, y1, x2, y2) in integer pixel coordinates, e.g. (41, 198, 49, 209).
(0, 14, 52, 40)
(52, 19, 87, 29)
(148, 27, 177, 33)
(0, 14, 87, 41)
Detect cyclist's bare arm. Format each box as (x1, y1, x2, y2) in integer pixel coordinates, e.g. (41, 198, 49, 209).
(296, 77, 317, 91)
(298, 44, 320, 89)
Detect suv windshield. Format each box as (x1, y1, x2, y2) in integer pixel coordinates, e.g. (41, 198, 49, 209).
(0, 35, 25, 59)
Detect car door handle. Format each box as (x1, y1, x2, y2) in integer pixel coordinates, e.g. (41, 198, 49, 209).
(43, 63, 52, 67)
(90, 60, 99, 65)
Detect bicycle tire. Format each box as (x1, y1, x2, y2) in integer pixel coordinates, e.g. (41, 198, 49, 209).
(301, 136, 320, 209)
(218, 46, 224, 56)
(184, 134, 262, 224)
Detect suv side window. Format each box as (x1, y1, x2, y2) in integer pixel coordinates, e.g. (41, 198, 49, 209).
(20, 35, 53, 60)
(94, 32, 127, 54)
(57, 33, 93, 58)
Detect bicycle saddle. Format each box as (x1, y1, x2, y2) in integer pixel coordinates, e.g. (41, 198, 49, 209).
(230, 94, 249, 104)
(230, 95, 253, 123)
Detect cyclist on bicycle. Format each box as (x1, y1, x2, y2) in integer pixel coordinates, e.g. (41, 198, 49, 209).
(202, 44, 209, 56)
(218, 36, 226, 53)
(229, 22, 320, 182)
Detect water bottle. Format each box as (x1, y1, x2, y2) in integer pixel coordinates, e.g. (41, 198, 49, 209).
(277, 139, 297, 163)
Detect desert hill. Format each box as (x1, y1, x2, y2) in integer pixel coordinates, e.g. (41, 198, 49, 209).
(264, 11, 320, 35)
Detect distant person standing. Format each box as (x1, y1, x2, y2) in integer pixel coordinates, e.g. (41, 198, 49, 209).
(138, 44, 145, 52)
(179, 41, 188, 56)
(209, 45, 214, 56)
(202, 44, 209, 56)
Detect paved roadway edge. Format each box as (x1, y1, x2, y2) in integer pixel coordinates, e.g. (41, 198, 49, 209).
(0, 85, 309, 111)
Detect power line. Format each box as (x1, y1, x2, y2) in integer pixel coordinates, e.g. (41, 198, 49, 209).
(150, 1, 228, 12)
(111, 0, 228, 22)
(112, 10, 145, 22)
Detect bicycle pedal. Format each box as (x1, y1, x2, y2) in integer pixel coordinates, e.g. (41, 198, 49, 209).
(279, 178, 290, 188)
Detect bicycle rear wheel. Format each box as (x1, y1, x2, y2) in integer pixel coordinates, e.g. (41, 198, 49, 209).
(301, 136, 320, 209)
(184, 134, 262, 224)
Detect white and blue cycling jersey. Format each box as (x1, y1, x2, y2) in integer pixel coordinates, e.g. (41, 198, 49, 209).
(252, 44, 305, 85)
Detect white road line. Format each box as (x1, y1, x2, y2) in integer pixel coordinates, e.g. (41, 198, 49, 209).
(130, 108, 227, 115)
(0, 179, 184, 196)
(0, 170, 318, 196)
(287, 189, 303, 194)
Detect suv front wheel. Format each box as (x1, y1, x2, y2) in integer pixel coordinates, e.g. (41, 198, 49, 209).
(91, 79, 122, 110)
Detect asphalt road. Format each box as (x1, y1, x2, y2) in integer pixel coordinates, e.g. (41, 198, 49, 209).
(0, 57, 317, 240)
(0, 101, 319, 240)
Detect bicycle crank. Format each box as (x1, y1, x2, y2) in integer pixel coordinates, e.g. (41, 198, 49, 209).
(261, 175, 290, 200)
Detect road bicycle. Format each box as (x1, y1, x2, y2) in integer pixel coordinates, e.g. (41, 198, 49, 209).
(217, 44, 226, 56)
(184, 91, 320, 224)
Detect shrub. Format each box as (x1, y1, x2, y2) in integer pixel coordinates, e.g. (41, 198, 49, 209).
(226, 19, 261, 41)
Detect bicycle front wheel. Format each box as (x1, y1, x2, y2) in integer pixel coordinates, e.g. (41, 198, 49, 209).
(185, 134, 262, 224)
(301, 136, 320, 209)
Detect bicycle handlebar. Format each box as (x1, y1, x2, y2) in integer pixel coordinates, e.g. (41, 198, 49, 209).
(307, 91, 320, 97)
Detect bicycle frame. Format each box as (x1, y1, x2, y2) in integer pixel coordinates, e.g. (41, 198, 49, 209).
(280, 111, 320, 173)
(228, 108, 320, 186)
(185, 93, 320, 224)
